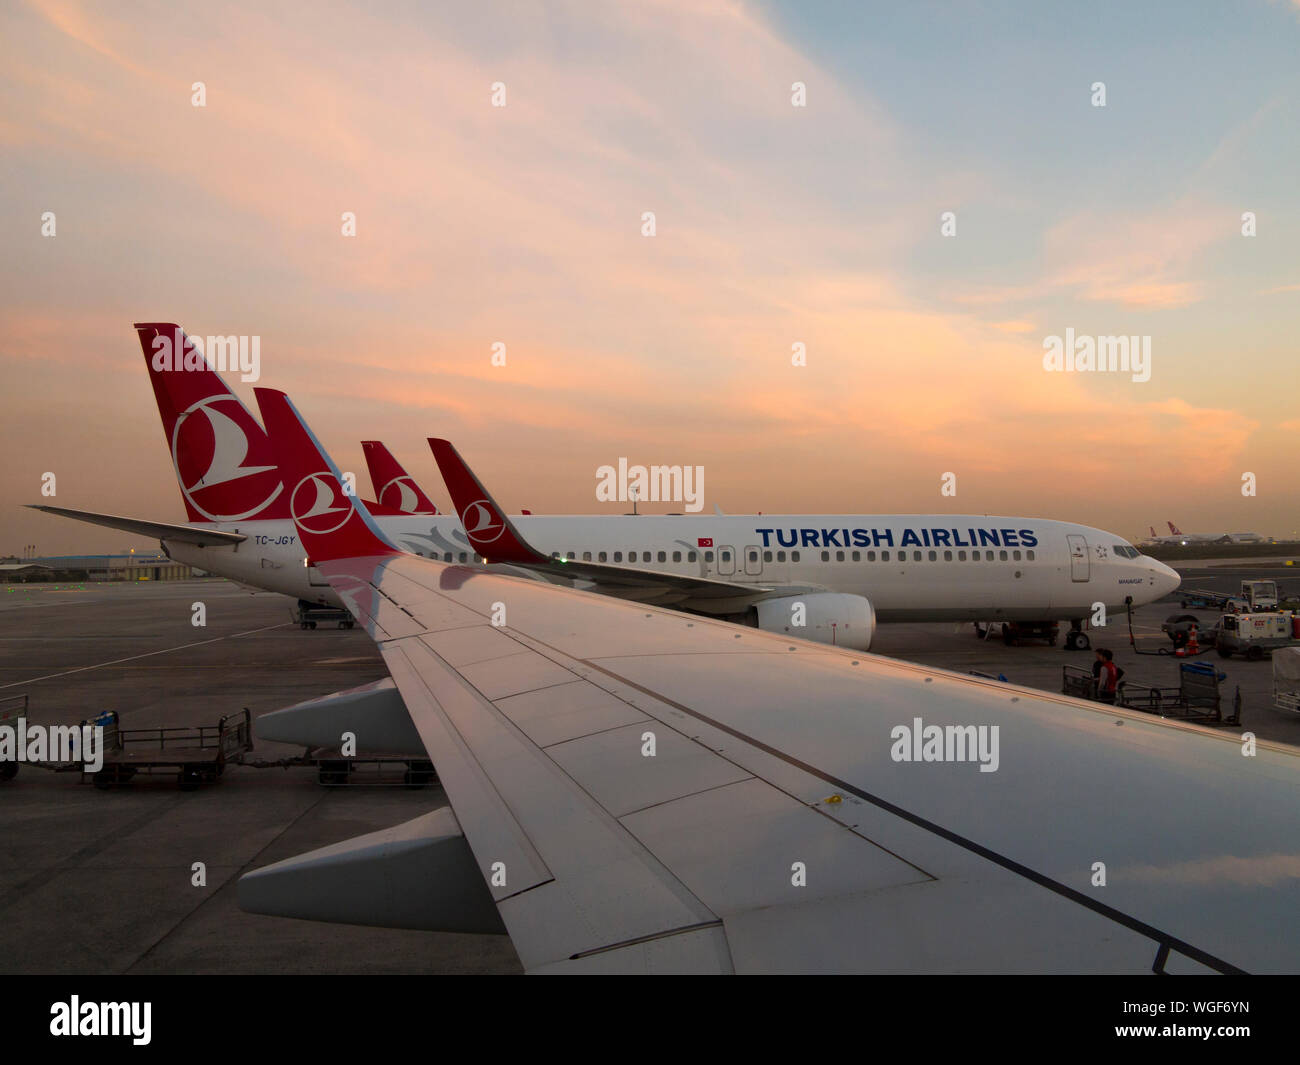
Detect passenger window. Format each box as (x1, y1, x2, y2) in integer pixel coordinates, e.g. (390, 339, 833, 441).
(1027, 550, 1035, 561)
(613, 551, 622, 562)
(821, 551, 830, 562)
(672, 551, 681, 562)
(658, 551, 666, 563)
(747, 550, 757, 563)
(914, 551, 922, 561)
(567, 551, 576, 560)
(836, 551, 845, 562)
(851, 550, 860, 562)
(705, 551, 714, 562)
(986, 551, 994, 561)
(881, 550, 889, 561)
(958, 550, 966, 561)
(944, 550, 952, 561)
(928, 550, 937, 561)
(776, 550, 786, 562)
(763, 550, 772, 562)
(999, 550, 1008, 561)
(444, 552, 453, 562)
(867, 550, 876, 561)
(459, 552, 468, 562)
(598, 551, 607, 562)
(792, 551, 800, 562)
(688, 551, 697, 562)
(643, 552, 652, 562)
(1012, 550, 1021, 561)
(550, 551, 560, 559)
(583, 551, 592, 561)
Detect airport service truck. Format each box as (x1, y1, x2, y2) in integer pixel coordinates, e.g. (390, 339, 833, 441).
(1216, 612, 1300, 660)
(1181, 580, 1279, 612)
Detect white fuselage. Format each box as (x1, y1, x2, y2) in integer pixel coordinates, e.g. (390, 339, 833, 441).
(164, 512, 1180, 622)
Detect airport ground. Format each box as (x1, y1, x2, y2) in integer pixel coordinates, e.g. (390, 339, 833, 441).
(1, 563, 1297, 974)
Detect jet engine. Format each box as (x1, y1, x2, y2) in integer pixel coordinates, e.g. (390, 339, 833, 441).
(752, 592, 876, 651)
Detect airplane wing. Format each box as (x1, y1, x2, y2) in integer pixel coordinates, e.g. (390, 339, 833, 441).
(26, 505, 247, 547)
(238, 390, 1300, 974)
(426, 438, 825, 609)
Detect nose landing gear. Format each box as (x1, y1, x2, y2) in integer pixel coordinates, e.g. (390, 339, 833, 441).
(1064, 620, 1091, 651)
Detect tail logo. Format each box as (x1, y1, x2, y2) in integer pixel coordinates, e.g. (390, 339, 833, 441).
(378, 477, 421, 513)
(290, 473, 355, 535)
(172, 396, 282, 521)
(461, 500, 505, 543)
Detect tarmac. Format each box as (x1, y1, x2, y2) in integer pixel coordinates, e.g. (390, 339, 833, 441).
(1, 564, 1297, 974)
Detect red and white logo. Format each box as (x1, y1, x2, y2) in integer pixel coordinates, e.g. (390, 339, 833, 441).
(461, 499, 505, 544)
(290, 473, 355, 535)
(171, 395, 282, 521)
(378, 476, 422, 513)
(697, 537, 714, 548)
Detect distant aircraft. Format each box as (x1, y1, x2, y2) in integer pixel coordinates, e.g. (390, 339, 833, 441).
(29, 322, 1180, 652)
(362, 441, 439, 515)
(1143, 523, 1264, 546)
(235, 388, 1300, 974)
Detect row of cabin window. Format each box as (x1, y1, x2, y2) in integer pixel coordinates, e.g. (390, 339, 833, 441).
(540, 548, 1036, 564)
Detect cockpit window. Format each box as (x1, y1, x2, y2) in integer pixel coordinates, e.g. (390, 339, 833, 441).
(1113, 544, 1140, 559)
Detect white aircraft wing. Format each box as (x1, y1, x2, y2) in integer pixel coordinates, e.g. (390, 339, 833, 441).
(238, 390, 1300, 974)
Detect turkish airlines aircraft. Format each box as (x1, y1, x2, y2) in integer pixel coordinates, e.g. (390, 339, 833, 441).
(1142, 522, 1263, 546)
(236, 388, 1300, 973)
(30, 323, 1179, 651)
(362, 440, 438, 514)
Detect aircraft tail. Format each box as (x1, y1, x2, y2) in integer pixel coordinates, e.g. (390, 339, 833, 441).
(1168, 522, 1182, 535)
(361, 441, 438, 514)
(1149, 526, 1158, 538)
(255, 389, 399, 563)
(135, 323, 290, 523)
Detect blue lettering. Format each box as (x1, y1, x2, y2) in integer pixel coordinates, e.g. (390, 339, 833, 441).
(952, 528, 969, 547)
(776, 528, 798, 548)
(800, 529, 820, 548)
(821, 529, 842, 548)
(756, 528, 774, 547)
(901, 529, 922, 547)
(873, 529, 894, 547)
(978, 529, 1000, 547)
(932, 529, 952, 547)
(1000, 528, 1020, 547)
(1018, 528, 1038, 547)
(851, 528, 871, 547)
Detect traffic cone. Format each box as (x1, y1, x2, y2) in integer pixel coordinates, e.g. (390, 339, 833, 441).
(1186, 624, 1200, 655)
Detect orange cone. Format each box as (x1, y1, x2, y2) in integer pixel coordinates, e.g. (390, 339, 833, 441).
(1186, 624, 1200, 655)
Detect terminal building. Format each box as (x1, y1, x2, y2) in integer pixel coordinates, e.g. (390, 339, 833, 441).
(0, 553, 196, 582)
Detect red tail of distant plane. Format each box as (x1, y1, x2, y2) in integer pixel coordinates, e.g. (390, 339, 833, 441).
(1150, 526, 1158, 538)
(136, 322, 290, 523)
(428, 439, 548, 564)
(1168, 522, 1182, 535)
(255, 390, 399, 563)
(361, 441, 438, 514)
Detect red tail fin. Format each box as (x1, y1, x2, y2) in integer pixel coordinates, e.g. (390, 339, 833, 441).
(135, 323, 289, 523)
(361, 441, 438, 514)
(255, 389, 399, 563)
(428, 439, 546, 564)
(1168, 522, 1181, 535)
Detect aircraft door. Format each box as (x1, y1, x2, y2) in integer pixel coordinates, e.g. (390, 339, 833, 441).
(1067, 534, 1089, 582)
(743, 545, 763, 576)
(717, 545, 736, 576)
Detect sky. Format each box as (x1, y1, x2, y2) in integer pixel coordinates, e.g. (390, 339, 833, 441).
(2, 0, 1299, 555)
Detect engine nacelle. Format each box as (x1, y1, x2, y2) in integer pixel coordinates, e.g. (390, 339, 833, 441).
(752, 592, 876, 651)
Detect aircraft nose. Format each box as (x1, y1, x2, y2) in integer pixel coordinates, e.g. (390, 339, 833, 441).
(1150, 558, 1181, 598)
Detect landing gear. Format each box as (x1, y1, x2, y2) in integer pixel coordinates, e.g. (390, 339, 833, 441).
(1064, 621, 1090, 651)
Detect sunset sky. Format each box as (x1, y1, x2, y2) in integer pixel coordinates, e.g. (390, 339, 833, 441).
(3, 0, 1299, 555)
